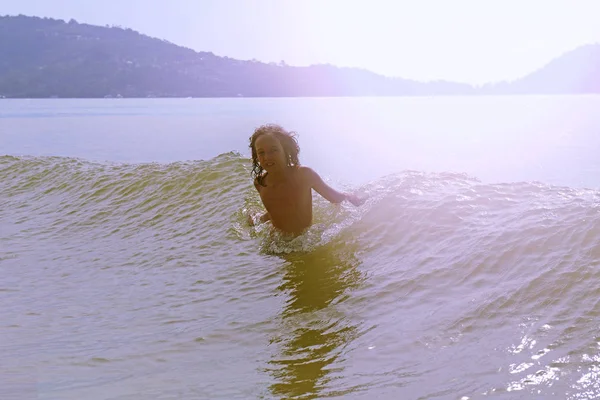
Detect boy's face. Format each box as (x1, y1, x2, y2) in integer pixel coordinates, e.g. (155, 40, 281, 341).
(255, 134, 286, 172)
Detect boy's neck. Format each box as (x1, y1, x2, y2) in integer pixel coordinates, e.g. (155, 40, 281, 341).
(268, 166, 292, 183)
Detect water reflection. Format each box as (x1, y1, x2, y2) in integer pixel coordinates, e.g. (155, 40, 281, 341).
(266, 242, 366, 399)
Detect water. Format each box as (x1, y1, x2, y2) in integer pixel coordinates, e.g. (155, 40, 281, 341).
(1, 97, 600, 399)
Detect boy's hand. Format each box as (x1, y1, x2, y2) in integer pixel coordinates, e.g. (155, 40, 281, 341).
(248, 212, 270, 226)
(345, 193, 366, 206)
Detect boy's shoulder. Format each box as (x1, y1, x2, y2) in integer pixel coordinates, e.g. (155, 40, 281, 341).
(254, 172, 268, 189)
(297, 165, 314, 175)
(298, 166, 327, 188)
(298, 166, 318, 180)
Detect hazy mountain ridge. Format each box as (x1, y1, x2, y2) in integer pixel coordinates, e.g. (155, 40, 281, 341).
(0, 15, 598, 98)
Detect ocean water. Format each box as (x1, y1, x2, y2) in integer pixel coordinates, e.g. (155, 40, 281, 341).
(1, 97, 600, 399)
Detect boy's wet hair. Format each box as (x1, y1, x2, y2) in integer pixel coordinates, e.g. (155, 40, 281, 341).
(249, 124, 300, 186)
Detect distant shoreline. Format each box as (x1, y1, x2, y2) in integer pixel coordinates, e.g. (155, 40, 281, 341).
(1, 14, 599, 98)
(2, 93, 600, 100)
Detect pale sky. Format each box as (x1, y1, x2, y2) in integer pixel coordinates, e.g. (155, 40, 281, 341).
(1, 0, 600, 84)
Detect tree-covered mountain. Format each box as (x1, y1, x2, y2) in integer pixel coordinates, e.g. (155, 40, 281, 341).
(0, 15, 598, 98)
(487, 44, 600, 94)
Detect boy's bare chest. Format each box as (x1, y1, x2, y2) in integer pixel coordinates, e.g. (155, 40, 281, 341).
(260, 181, 310, 207)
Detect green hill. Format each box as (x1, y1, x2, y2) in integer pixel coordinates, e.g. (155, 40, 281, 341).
(0, 15, 598, 98)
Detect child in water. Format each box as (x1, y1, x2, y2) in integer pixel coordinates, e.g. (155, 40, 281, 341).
(248, 124, 364, 236)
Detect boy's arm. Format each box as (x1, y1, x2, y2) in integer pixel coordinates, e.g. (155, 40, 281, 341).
(303, 167, 364, 206)
(250, 177, 271, 225)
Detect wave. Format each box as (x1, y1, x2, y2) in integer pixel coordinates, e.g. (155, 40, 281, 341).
(2, 153, 599, 255)
(2, 153, 600, 397)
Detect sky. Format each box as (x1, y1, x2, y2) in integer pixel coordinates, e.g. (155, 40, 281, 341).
(1, 0, 600, 85)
